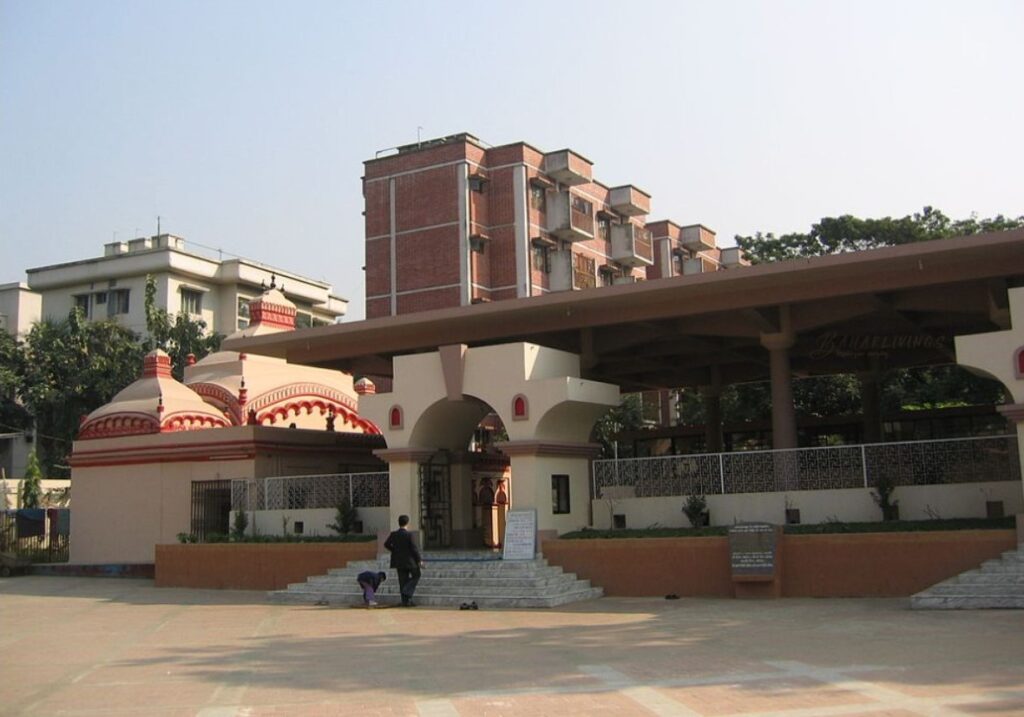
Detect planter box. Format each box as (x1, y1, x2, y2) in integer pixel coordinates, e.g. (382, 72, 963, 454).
(542, 529, 1016, 598)
(155, 542, 377, 590)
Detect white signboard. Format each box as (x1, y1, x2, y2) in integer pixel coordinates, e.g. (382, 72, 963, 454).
(502, 509, 537, 561)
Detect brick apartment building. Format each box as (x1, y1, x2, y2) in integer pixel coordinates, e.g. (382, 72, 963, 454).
(363, 132, 746, 319)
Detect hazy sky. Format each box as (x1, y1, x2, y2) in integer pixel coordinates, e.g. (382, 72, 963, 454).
(2, 1, 1021, 320)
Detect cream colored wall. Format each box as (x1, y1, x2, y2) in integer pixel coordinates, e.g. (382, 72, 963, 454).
(956, 287, 1024, 403)
(510, 454, 591, 533)
(361, 343, 619, 450)
(70, 458, 254, 564)
(249, 507, 390, 538)
(590, 481, 1024, 529)
(955, 286, 1024, 503)
(360, 342, 618, 534)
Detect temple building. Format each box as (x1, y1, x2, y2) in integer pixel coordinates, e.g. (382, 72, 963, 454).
(69, 284, 383, 565)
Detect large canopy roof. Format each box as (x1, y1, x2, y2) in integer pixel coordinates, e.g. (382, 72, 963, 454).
(225, 230, 1024, 392)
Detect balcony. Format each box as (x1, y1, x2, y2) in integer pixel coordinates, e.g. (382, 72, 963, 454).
(683, 256, 719, 275)
(547, 190, 595, 242)
(613, 275, 641, 285)
(720, 247, 750, 268)
(610, 223, 654, 267)
(550, 251, 597, 292)
(542, 149, 593, 186)
(680, 224, 717, 251)
(608, 185, 651, 216)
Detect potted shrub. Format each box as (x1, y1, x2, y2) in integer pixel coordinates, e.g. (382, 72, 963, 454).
(682, 494, 708, 528)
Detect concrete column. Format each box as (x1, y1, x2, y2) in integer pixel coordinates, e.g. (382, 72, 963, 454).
(496, 440, 601, 546)
(858, 366, 883, 443)
(373, 447, 435, 533)
(996, 404, 1024, 507)
(701, 387, 724, 453)
(761, 325, 798, 450)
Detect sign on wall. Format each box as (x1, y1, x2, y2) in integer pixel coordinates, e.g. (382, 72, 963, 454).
(502, 509, 537, 561)
(728, 522, 778, 579)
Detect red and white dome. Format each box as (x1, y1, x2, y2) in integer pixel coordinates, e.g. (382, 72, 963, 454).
(78, 350, 231, 440)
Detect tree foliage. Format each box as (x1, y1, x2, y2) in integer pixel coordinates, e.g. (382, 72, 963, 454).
(0, 330, 30, 434)
(735, 206, 1024, 264)
(20, 450, 42, 508)
(19, 310, 144, 476)
(591, 393, 646, 458)
(142, 275, 222, 381)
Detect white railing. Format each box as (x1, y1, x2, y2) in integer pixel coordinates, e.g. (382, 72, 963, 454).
(231, 472, 389, 511)
(592, 435, 1021, 498)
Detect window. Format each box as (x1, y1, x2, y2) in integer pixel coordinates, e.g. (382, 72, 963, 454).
(295, 312, 312, 328)
(73, 294, 91, 318)
(94, 292, 107, 306)
(531, 245, 551, 273)
(597, 217, 610, 242)
(237, 296, 251, 329)
(598, 265, 615, 287)
(529, 185, 546, 211)
(181, 288, 203, 315)
(109, 289, 130, 315)
(551, 474, 570, 514)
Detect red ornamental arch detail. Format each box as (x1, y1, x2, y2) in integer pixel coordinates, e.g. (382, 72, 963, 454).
(160, 411, 231, 433)
(189, 383, 243, 424)
(78, 412, 160, 440)
(389, 405, 403, 430)
(253, 400, 381, 435)
(1016, 346, 1024, 379)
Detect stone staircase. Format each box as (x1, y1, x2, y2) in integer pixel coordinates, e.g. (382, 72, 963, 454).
(911, 544, 1024, 609)
(268, 551, 603, 609)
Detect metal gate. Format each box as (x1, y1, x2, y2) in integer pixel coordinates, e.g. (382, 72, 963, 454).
(190, 480, 232, 541)
(419, 452, 452, 549)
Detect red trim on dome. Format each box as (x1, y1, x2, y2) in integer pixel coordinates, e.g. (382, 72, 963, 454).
(160, 411, 231, 432)
(78, 412, 160, 440)
(253, 400, 381, 435)
(143, 353, 172, 378)
(250, 303, 296, 330)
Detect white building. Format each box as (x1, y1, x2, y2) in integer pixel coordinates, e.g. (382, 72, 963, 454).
(1, 235, 348, 483)
(24, 234, 347, 335)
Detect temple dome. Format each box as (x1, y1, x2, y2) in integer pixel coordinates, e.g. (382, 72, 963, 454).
(78, 350, 231, 440)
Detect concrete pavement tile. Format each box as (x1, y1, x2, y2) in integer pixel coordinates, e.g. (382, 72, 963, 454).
(659, 676, 876, 715)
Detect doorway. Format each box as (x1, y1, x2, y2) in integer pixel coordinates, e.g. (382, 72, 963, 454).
(419, 452, 452, 549)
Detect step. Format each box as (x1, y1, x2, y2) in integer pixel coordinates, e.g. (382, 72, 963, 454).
(306, 573, 577, 590)
(269, 587, 603, 609)
(911, 545, 1024, 610)
(923, 584, 1024, 597)
(270, 552, 603, 609)
(282, 579, 593, 600)
(911, 595, 1024, 610)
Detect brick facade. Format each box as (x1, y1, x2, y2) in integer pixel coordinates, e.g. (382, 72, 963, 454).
(363, 133, 734, 317)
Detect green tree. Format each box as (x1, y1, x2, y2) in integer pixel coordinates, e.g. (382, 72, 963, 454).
(591, 393, 645, 458)
(143, 275, 222, 380)
(735, 207, 1023, 264)
(731, 207, 1016, 417)
(20, 450, 42, 508)
(0, 330, 30, 435)
(20, 310, 144, 476)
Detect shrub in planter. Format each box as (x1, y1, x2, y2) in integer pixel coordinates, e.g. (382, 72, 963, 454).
(682, 494, 708, 528)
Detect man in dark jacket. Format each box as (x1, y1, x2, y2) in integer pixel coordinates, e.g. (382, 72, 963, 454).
(384, 514, 423, 606)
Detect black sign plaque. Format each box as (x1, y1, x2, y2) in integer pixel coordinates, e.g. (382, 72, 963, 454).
(728, 522, 777, 579)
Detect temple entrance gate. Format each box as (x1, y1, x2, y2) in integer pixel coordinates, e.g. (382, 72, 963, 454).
(418, 452, 452, 548)
(362, 342, 619, 547)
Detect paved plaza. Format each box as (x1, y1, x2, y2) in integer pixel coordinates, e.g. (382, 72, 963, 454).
(1, 576, 1023, 716)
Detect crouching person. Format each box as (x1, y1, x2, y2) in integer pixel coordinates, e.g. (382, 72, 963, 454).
(356, 570, 387, 607)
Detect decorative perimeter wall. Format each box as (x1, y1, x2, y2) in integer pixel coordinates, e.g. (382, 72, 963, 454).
(541, 529, 1018, 598)
(154, 529, 1016, 596)
(155, 542, 377, 590)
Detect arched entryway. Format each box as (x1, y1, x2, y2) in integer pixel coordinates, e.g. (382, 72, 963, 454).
(362, 342, 620, 549)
